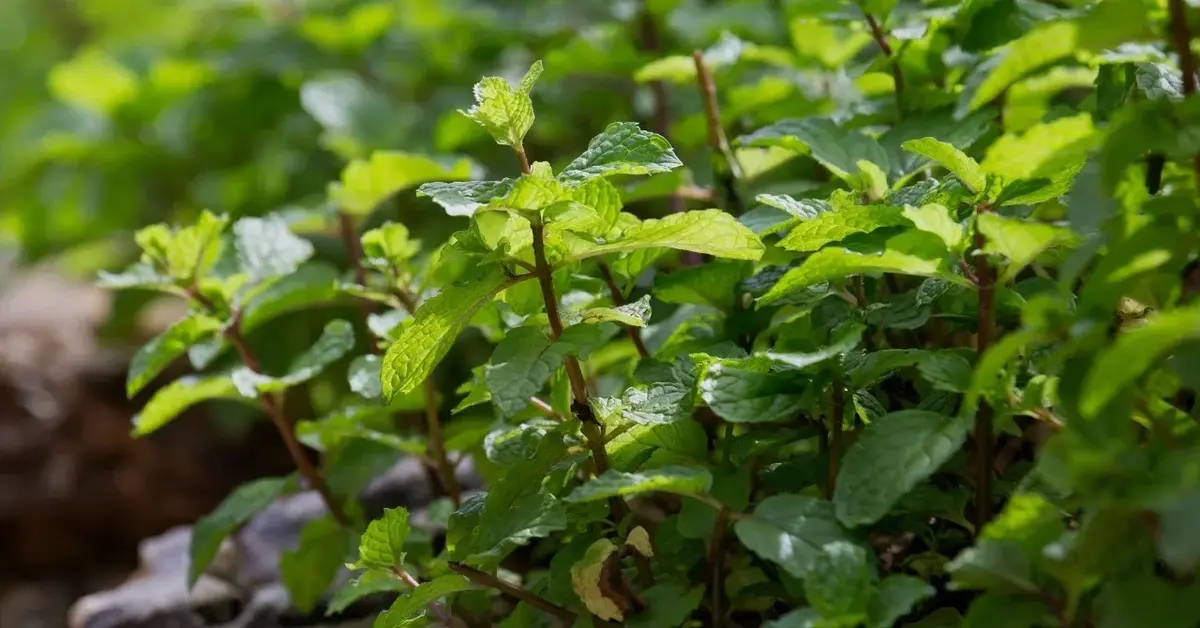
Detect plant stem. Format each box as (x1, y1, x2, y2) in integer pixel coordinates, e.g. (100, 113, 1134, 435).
(826, 370, 845, 500)
(691, 50, 744, 214)
(707, 507, 731, 626)
(515, 144, 531, 175)
(638, 6, 686, 220)
(1168, 0, 1200, 185)
(394, 288, 462, 508)
(865, 13, 905, 118)
(223, 309, 349, 526)
(972, 204, 996, 529)
(529, 396, 565, 420)
(448, 563, 577, 624)
(596, 260, 650, 359)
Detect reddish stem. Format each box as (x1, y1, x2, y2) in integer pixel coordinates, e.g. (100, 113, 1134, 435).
(597, 261, 650, 359)
(972, 205, 996, 529)
(865, 13, 905, 118)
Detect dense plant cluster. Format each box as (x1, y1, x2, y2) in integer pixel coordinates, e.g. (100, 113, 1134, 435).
(89, 0, 1200, 626)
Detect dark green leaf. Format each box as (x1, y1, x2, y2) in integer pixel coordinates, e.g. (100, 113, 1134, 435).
(189, 476, 291, 587)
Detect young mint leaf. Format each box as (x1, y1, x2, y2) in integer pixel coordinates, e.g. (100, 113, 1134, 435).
(459, 60, 542, 147)
(805, 541, 873, 624)
(980, 114, 1096, 194)
(777, 204, 907, 253)
(381, 267, 518, 399)
(739, 118, 891, 181)
(558, 121, 683, 183)
(133, 210, 229, 284)
(361, 223, 421, 271)
(977, 214, 1076, 284)
(566, 466, 713, 502)
(1080, 304, 1200, 418)
(233, 215, 315, 284)
(563, 294, 652, 327)
(867, 576, 935, 628)
(901, 138, 986, 194)
(834, 410, 974, 527)
(326, 570, 406, 617)
(231, 320, 355, 397)
(127, 313, 222, 398)
(759, 233, 955, 306)
(697, 359, 811, 423)
(280, 516, 356, 613)
(351, 507, 410, 571)
(96, 262, 176, 292)
(418, 179, 517, 216)
(132, 374, 240, 436)
(189, 476, 291, 587)
(563, 209, 764, 262)
(734, 494, 852, 578)
(330, 151, 476, 215)
(375, 574, 474, 627)
(903, 204, 965, 253)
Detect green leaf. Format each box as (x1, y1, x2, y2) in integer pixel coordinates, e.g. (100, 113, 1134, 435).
(764, 608, 821, 627)
(568, 177, 623, 228)
(805, 541, 873, 624)
(485, 326, 573, 417)
(348, 354, 383, 400)
(868, 576, 936, 628)
(132, 374, 240, 436)
(917, 352, 974, 394)
(417, 179, 517, 216)
(326, 570, 406, 617)
(382, 268, 515, 399)
(376, 574, 474, 627)
(296, 407, 425, 454)
(132, 211, 229, 283)
(563, 294, 653, 327)
(558, 122, 683, 183)
(739, 118, 890, 180)
(976, 214, 1075, 283)
(947, 494, 1064, 593)
(1157, 491, 1200, 574)
(127, 313, 222, 398)
(231, 319, 356, 397)
(459, 60, 542, 147)
(1080, 304, 1200, 418)
(653, 261, 751, 310)
(189, 476, 291, 587)
(834, 410, 974, 527)
(963, 594, 1054, 628)
(361, 223, 422, 270)
(760, 232, 955, 306)
(766, 324, 864, 371)
(330, 151, 476, 215)
(351, 507, 410, 571)
(280, 516, 356, 614)
(233, 215, 315, 283)
(966, 0, 1151, 111)
(461, 492, 568, 566)
(903, 204, 965, 253)
(980, 114, 1096, 200)
(777, 205, 908, 253)
(757, 194, 831, 221)
(628, 583, 705, 628)
(734, 494, 853, 578)
(697, 359, 810, 423)
(566, 466, 713, 502)
(241, 262, 341, 332)
(564, 209, 763, 263)
(901, 138, 985, 194)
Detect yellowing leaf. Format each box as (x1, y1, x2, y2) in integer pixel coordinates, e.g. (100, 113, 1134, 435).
(572, 539, 624, 621)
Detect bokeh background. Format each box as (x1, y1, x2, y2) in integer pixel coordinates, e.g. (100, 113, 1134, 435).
(0, 0, 885, 624)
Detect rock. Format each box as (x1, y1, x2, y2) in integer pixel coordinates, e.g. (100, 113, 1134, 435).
(67, 457, 481, 628)
(0, 582, 75, 628)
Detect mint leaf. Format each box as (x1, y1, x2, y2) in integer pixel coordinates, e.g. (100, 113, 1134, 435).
(460, 60, 542, 147)
(361, 223, 421, 270)
(381, 268, 515, 398)
(867, 575, 935, 628)
(558, 121, 683, 183)
(734, 494, 852, 578)
(777, 204, 907, 253)
(376, 575, 474, 627)
(127, 313, 222, 398)
(326, 570, 406, 617)
(739, 118, 890, 180)
(233, 215, 315, 283)
(417, 179, 517, 216)
(330, 151, 476, 215)
(629, 583, 706, 628)
(485, 326, 573, 417)
(563, 294, 652, 327)
(189, 476, 291, 587)
(296, 408, 425, 455)
(697, 359, 810, 423)
(566, 466, 713, 502)
(241, 262, 340, 332)
(834, 410, 973, 527)
(351, 507, 410, 571)
(903, 204, 965, 253)
(805, 541, 873, 624)
(977, 214, 1076, 284)
(901, 138, 986, 194)
(231, 319, 355, 397)
(654, 261, 751, 310)
(564, 209, 764, 262)
(132, 374, 240, 436)
(757, 194, 831, 220)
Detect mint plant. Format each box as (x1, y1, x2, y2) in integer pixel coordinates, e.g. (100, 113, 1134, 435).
(98, 0, 1200, 625)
